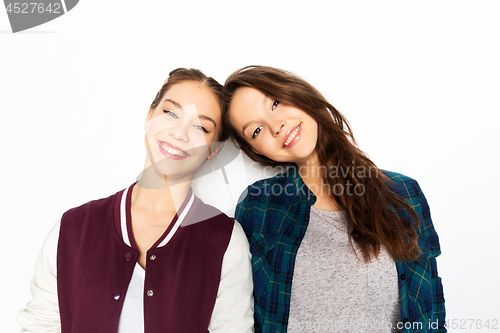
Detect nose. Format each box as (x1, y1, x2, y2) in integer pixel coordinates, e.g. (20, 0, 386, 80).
(169, 122, 189, 142)
(270, 118, 285, 138)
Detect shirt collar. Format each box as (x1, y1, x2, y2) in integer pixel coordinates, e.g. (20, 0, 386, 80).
(120, 183, 195, 248)
(281, 163, 317, 206)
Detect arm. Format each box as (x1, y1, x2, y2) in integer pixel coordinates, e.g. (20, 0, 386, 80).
(416, 184, 446, 332)
(209, 221, 254, 333)
(17, 219, 61, 333)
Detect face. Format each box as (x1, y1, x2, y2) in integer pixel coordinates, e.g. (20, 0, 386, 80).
(229, 87, 318, 165)
(145, 81, 221, 182)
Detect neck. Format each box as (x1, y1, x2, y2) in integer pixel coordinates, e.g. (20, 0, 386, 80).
(296, 153, 340, 211)
(133, 158, 193, 216)
(295, 153, 323, 194)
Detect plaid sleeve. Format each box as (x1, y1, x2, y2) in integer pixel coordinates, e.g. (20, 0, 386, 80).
(415, 182, 447, 332)
(234, 185, 265, 333)
(235, 188, 252, 239)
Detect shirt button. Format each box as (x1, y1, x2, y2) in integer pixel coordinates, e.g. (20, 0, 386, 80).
(147, 290, 154, 297)
(150, 255, 156, 260)
(401, 274, 406, 280)
(125, 253, 134, 262)
(112, 291, 121, 300)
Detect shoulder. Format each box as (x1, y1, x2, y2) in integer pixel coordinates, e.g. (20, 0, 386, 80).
(237, 166, 299, 205)
(235, 171, 290, 218)
(185, 196, 234, 229)
(382, 171, 441, 253)
(381, 169, 418, 187)
(194, 196, 233, 221)
(235, 167, 310, 238)
(246, 171, 289, 193)
(57, 189, 124, 248)
(183, 197, 235, 248)
(61, 190, 122, 224)
(381, 169, 423, 201)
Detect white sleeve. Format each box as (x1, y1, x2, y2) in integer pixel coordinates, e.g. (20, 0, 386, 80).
(17, 219, 61, 333)
(209, 221, 254, 333)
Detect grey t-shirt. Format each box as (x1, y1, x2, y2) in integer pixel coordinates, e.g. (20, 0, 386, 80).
(287, 207, 401, 332)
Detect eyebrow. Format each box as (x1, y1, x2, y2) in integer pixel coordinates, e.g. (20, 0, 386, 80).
(163, 99, 182, 109)
(199, 115, 217, 128)
(242, 94, 268, 137)
(164, 98, 217, 128)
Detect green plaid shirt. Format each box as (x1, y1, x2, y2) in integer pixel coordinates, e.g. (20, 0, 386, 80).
(235, 165, 446, 333)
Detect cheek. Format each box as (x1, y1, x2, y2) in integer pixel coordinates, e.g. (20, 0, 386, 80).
(144, 128, 155, 145)
(145, 126, 159, 146)
(149, 114, 176, 131)
(190, 131, 209, 147)
(260, 132, 276, 148)
(205, 135, 219, 152)
(193, 145, 210, 156)
(145, 117, 176, 140)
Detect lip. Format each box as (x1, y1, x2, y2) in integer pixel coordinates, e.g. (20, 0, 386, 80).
(282, 123, 301, 149)
(157, 140, 190, 160)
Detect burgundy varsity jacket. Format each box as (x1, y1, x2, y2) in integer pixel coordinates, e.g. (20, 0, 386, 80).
(56, 184, 235, 332)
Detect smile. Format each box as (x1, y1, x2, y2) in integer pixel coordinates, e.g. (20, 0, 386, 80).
(283, 123, 301, 148)
(157, 141, 190, 160)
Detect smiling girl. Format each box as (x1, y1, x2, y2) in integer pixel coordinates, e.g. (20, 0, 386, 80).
(18, 68, 254, 333)
(222, 66, 446, 333)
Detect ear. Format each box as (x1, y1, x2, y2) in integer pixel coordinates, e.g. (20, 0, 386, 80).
(207, 142, 224, 160)
(144, 107, 154, 130)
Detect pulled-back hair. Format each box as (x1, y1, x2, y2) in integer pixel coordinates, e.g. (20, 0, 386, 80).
(223, 65, 420, 262)
(151, 68, 228, 142)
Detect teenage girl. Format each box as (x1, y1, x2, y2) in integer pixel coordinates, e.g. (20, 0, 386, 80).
(18, 68, 254, 333)
(222, 65, 445, 333)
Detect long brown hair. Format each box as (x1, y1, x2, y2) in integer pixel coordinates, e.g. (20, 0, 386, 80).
(151, 68, 229, 142)
(222, 65, 420, 262)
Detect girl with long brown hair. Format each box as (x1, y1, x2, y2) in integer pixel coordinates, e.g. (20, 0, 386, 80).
(223, 66, 445, 332)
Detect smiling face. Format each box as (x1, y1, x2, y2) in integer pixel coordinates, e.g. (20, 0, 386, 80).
(145, 80, 221, 182)
(229, 87, 318, 165)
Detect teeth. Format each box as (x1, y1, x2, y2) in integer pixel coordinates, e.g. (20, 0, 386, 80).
(284, 126, 299, 146)
(160, 143, 187, 157)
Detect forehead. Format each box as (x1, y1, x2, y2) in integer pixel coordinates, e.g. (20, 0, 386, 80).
(229, 87, 266, 126)
(162, 81, 221, 121)
(231, 87, 265, 108)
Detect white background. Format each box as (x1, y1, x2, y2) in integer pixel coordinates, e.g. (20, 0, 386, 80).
(1, 0, 499, 331)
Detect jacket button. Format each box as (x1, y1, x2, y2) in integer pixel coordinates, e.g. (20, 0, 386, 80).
(125, 253, 134, 262)
(147, 290, 154, 297)
(112, 291, 121, 300)
(150, 255, 156, 260)
(403, 317, 408, 324)
(400, 274, 406, 280)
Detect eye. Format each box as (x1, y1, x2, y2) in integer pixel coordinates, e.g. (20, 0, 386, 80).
(193, 125, 209, 133)
(164, 110, 178, 118)
(252, 126, 262, 139)
(272, 100, 280, 111)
